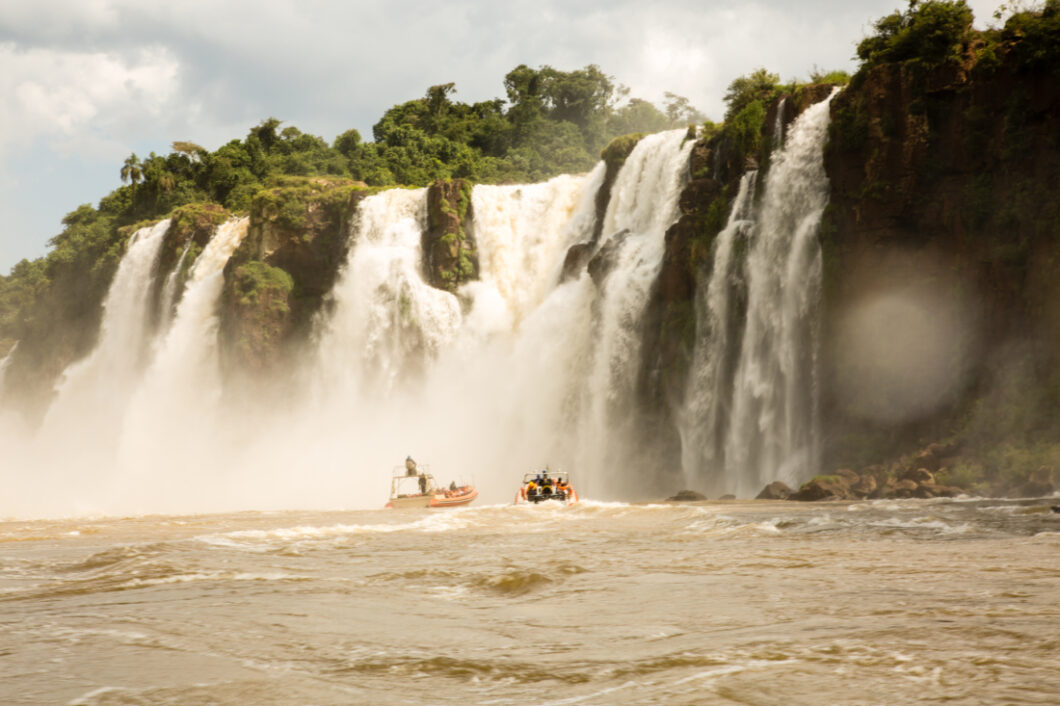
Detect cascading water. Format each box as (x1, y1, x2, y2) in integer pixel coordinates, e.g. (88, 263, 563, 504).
(38, 220, 170, 448)
(6, 121, 745, 516)
(0, 341, 17, 403)
(315, 188, 460, 397)
(719, 91, 836, 496)
(304, 173, 603, 503)
(116, 217, 249, 498)
(580, 130, 695, 494)
(157, 238, 193, 333)
(679, 171, 758, 491)
(471, 167, 603, 326)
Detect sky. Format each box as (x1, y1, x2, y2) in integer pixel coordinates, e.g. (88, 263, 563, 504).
(0, 0, 1008, 274)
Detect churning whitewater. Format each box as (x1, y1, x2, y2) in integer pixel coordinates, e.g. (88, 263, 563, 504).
(2, 500, 1058, 705)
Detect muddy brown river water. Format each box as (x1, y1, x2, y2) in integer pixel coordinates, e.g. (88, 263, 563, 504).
(2, 498, 1058, 705)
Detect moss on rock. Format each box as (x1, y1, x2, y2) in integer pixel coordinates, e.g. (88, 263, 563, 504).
(423, 178, 478, 292)
(220, 176, 372, 376)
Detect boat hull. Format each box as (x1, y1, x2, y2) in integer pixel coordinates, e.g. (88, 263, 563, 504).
(385, 495, 432, 509)
(429, 488, 478, 507)
(386, 487, 478, 509)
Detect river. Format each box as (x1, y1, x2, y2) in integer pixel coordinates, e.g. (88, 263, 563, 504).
(2, 497, 1058, 705)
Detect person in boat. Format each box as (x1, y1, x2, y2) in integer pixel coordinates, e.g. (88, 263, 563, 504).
(418, 473, 428, 495)
(449, 481, 457, 491)
(526, 477, 538, 499)
(405, 456, 418, 477)
(555, 477, 568, 496)
(540, 471, 553, 495)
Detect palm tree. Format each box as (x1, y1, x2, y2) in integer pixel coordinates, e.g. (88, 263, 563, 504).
(120, 153, 143, 190)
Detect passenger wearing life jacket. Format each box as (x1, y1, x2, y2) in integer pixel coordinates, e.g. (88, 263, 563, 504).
(526, 478, 538, 499)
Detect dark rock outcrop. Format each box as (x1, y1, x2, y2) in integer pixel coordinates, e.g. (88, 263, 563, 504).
(220, 177, 369, 376)
(756, 481, 793, 500)
(821, 43, 1060, 481)
(423, 179, 478, 292)
(668, 489, 707, 502)
(560, 242, 594, 283)
(790, 475, 852, 501)
(586, 230, 630, 287)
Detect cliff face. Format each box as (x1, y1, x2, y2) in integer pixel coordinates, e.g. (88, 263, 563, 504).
(821, 53, 1060, 479)
(219, 178, 368, 377)
(422, 179, 478, 292)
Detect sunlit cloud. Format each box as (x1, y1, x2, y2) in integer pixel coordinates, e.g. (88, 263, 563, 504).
(0, 44, 180, 161)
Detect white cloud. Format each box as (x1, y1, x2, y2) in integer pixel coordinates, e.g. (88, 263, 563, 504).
(0, 44, 180, 160)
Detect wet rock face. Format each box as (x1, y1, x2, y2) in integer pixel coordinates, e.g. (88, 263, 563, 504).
(667, 490, 707, 502)
(789, 476, 851, 502)
(586, 230, 630, 288)
(756, 481, 792, 500)
(560, 242, 594, 283)
(220, 178, 368, 376)
(820, 56, 1060, 473)
(423, 179, 478, 292)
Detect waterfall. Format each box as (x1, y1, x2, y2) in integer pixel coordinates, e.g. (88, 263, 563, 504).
(679, 171, 758, 491)
(117, 217, 249, 485)
(7, 117, 809, 516)
(304, 174, 602, 503)
(158, 238, 193, 333)
(40, 219, 170, 444)
(471, 167, 603, 328)
(315, 188, 460, 398)
(773, 97, 787, 150)
(721, 92, 836, 495)
(581, 129, 696, 495)
(0, 341, 17, 401)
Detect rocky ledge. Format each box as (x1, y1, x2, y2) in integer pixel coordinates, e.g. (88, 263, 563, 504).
(757, 442, 1057, 502)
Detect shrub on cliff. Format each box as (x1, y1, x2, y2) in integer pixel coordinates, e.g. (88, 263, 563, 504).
(1002, 0, 1060, 72)
(722, 68, 781, 122)
(856, 0, 975, 70)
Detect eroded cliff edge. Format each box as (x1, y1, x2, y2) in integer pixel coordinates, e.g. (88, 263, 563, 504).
(819, 34, 1060, 495)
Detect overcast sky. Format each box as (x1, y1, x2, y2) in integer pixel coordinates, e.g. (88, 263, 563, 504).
(0, 0, 1006, 273)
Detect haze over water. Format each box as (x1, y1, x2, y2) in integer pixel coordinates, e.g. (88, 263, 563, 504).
(2, 499, 1058, 704)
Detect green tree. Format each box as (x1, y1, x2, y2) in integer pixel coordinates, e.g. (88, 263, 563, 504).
(120, 154, 143, 190)
(663, 92, 707, 127)
(608, 98, 670, 136)
(856, 0, 975, 69)
(723, 68, 780, 122)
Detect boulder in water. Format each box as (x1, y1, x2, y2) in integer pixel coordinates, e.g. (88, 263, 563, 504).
(901, 468, 935, 485)
(790, 475, 851, 501)
(1014, 466, 1056, 498)
(835, 468, 860, 485)
(667, 490, 706, 502)
(850, 475, 878, 498)
(756, 481, 792, 500)
(424, 179, 478, 292)
(892, 479, 920, 498)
